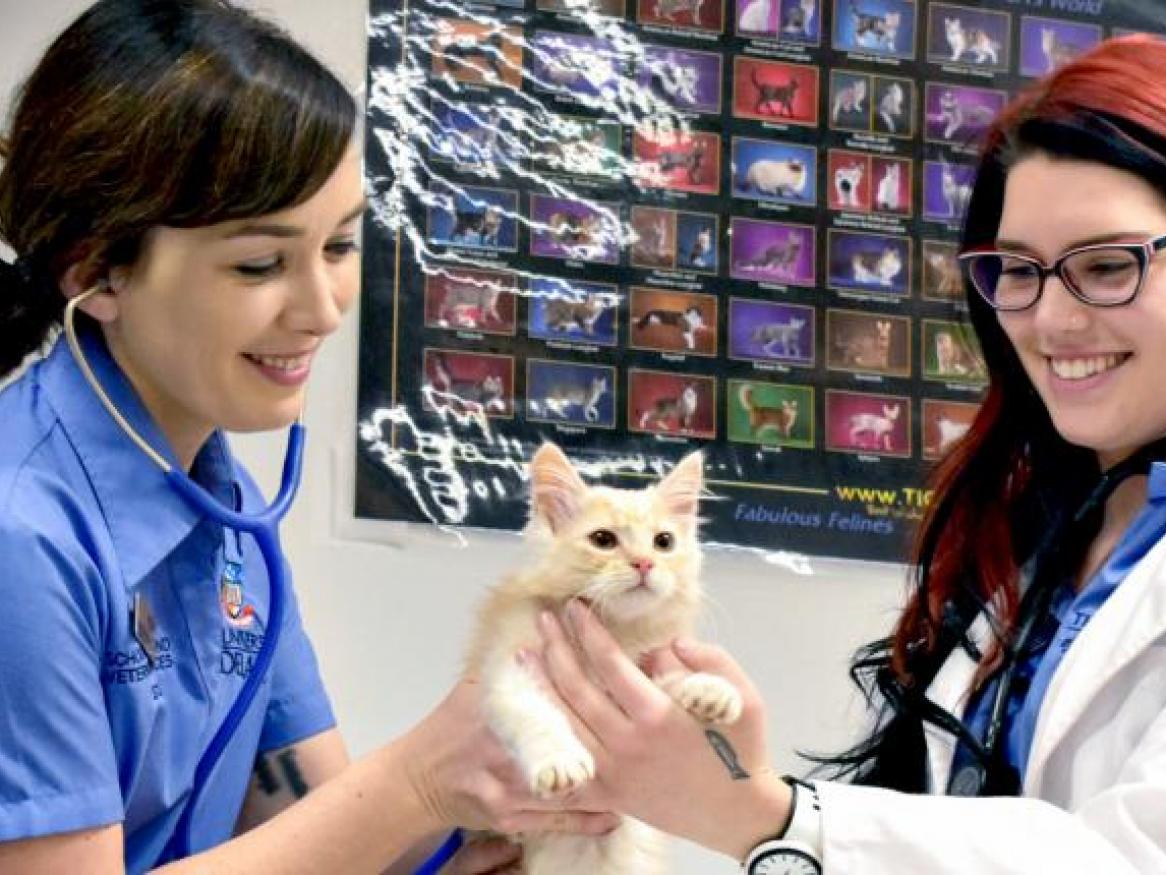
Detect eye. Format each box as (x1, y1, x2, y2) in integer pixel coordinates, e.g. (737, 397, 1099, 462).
(588, 529, 618, 550)
(654, 532, 674, 551)
(325, 239, 361, 260)
(234, 256, 284, 279)
(999, 262, 1038, 280)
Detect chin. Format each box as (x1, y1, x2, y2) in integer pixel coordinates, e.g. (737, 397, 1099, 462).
(222, 404, 302, 434)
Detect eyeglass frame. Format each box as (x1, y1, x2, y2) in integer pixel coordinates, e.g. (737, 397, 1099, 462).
(957, 233, 1166, 312)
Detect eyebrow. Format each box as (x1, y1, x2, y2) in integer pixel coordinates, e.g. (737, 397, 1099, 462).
(223, 199, 368, 240)
(995, 231, 1152, 254)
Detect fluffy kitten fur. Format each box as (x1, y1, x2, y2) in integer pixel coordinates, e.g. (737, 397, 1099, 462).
(465, 444, 741, 875)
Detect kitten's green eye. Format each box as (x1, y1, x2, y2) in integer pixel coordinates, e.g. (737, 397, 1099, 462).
(589, 529, 618, 550)
(654, 532, 675, 551)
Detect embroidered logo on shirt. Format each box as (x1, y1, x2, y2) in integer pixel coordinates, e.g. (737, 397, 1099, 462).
(219, 561, 256, 629)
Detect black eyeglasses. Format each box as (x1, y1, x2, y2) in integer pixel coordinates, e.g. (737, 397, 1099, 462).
(958, 233, 1166, 311)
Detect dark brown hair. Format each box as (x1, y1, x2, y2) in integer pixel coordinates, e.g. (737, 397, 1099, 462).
(0, 0, 357, 376)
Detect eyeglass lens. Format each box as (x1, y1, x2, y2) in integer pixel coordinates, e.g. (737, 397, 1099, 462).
(968, 248, 1143, 309)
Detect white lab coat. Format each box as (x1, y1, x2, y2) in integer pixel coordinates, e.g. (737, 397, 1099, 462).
(818, 530, 1166, 873)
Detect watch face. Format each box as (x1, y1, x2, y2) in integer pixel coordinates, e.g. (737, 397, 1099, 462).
(751, 847, 822, 875)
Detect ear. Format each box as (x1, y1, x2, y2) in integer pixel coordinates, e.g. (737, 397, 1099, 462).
(61, 260, 126, 324)
(529, 443, 589, 534)
(657, 451, 704, 520)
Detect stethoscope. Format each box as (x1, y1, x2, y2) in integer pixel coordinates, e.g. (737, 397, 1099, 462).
(925, 442, 1163, 798)
(64, 287, 304, 859)
(65, 287, 461, 873)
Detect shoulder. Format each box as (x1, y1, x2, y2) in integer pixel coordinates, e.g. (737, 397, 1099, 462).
(0, 368, 62, 507)
(0, 376, 112, 636)
(0, 374, 102, 549)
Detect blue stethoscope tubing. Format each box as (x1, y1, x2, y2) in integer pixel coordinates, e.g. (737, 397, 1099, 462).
(166, 423, 304, 857)
(414, 830, 465, 875)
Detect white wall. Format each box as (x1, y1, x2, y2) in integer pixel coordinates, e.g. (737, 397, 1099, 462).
(2, 2, 909, 871)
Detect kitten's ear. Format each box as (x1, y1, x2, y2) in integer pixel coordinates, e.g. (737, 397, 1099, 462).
(529, 443, 589, 533)
(657, 451, 704, 519)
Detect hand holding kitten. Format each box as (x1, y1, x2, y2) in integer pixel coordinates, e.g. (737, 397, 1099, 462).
(534, 604, 793, 864)
(396, 677, 619, 837)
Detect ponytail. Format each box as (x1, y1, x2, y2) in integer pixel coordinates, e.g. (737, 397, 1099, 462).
(0, 254, 61, 378)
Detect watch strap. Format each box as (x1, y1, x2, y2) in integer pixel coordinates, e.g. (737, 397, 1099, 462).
(779, 776, 823, 855)
(740, 777, 823, 872)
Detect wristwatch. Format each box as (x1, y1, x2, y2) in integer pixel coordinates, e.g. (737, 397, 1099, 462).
(741, 777, 823, 875)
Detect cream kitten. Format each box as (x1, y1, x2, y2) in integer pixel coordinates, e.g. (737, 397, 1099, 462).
(465, 443, 742, 875)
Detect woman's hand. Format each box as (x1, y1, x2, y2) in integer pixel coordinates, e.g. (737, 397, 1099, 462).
(398, 677, 620, 837)
(443, 835, 522, 874)
(533, 601, 792, 861)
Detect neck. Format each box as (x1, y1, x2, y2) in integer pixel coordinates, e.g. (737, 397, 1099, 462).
(1100, 474, 1149, 539)
(1076, 472, 1148, 591)
(102, 329, 212, 472)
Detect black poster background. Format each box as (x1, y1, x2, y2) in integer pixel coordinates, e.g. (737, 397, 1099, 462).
(356, 0, 1160, 561)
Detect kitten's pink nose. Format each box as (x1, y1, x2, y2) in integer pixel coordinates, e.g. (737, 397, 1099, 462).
(631, 558, 654, 575)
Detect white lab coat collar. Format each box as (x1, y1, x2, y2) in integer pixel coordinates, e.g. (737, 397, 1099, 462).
(1025, 529, 1166, 793)
(922, 533, 1166, 795)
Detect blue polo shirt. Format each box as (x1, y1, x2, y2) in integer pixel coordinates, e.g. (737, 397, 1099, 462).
(0, 329, 335, 871)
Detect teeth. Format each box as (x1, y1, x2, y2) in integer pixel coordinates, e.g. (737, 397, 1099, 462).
(249, 353, 309, 371)
(1049, 354, 1124, 381)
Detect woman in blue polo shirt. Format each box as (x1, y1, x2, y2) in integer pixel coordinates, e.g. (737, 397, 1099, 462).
(0, 2, 612, 872)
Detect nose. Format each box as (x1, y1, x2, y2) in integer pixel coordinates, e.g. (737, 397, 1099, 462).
(1031, 273, 1090, 333)
(630, 558, 654, 575)
(286, 263, 349, 337)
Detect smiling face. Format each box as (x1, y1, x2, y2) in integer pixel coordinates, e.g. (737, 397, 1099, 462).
(995, 152, 1166, 467)
(89, 151, 364, 467)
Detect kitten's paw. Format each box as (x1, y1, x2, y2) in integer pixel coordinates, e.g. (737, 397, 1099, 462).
(529, 746, 595, 798)
(673, 672, 743, 725)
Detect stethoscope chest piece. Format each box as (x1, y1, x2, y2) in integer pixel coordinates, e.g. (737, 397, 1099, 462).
(947, 763, 986, 797)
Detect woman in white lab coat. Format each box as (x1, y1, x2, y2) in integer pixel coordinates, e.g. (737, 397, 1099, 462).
(536, 34, 1166, 874)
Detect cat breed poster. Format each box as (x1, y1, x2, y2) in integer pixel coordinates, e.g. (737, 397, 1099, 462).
(356, 0, 1155, 561)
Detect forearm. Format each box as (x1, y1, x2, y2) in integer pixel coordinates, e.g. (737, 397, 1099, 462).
(695, 767, 792, 862)
(157, 742, 442, 875)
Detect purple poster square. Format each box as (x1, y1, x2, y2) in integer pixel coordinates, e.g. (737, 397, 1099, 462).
(1019, 17, 1102, 78)
(531, 31, 622, 100)
(924, 83, 1007, 147)
(529, 195, 620, 264)
(729, 218, 815, 286)
(922, 161, 976, 223)
(828, 231, 910, 296)
(636, 45, 723, 115)
(729, 299, 815, 366)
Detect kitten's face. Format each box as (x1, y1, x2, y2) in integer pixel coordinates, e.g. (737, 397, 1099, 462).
(528, 445, 703, 622)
